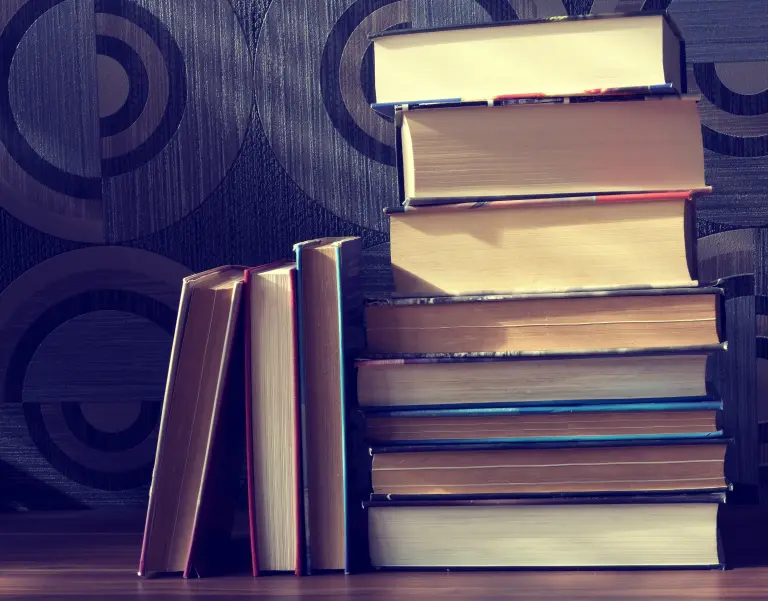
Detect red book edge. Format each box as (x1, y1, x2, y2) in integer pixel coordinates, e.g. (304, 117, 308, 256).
(138, 279, 194, 578)
(242, 260, 302, 577)
(289, 267, 304, 577)
(243, 267, 260, 577)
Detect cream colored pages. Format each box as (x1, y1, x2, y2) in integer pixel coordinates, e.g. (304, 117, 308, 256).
(401, 98, 705, 200)
(375, 15, 668, 102)
(390, 199, 695, 295)
(249, 268, 298, 571)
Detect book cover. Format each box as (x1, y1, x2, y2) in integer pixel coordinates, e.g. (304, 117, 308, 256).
(362, 402, 723, 445)
(183, 285, 247, 578)
(356, 344, 726, 367)
(384, 190, 709, 214)
(369, 11, 683, 41)
(294, 237, 367, 574)
(373, 85, 681, 120)
(138, 277, 194, 577)
(367, 490, 728, 506)
(366, 285, 724, 306)
(370, 436, 731, 455)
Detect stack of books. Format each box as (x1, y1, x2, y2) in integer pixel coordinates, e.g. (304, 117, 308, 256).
(137, 238, 365, 577)
(359, 12, 729, 570)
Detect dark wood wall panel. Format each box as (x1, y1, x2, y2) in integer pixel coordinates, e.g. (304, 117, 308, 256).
(0, 0, 767, 509)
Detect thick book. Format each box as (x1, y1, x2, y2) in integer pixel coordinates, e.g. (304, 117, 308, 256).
(395, 95, 705, 204)
(139, 267, 246, 578)
(363, 401, 722, 445)
(371, 12, 685, 105)
(367, 493, 724, 569)
(356, 347, 721, 409)
(387, 191, 703, 296)
(364, 287, 724, 357)
(369, 438, 728, 496)
(243, 262, 302, 576)
(294, 237, 365, 573)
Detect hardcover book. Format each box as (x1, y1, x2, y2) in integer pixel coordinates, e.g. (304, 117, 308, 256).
(139, 267, 247, 578)
(369, 438, 729, 497)
(371, 12, 685, 106)
(356, 347, 722, 409)
(386, 190, 705, 296)
(394, 95, 705, 204)
(367, 493, 724, 569)
(243, 262, 303, 576)
(294, 237, 365, 573)
(363, 401, 723, 446)
(364, 287, 724, 357)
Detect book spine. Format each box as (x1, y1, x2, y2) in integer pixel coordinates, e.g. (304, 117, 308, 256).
(370, 436, 732, 454)
(367, 490, 728, 506)
(356, 345, 724, 366)
(335, 240, 369, 574)
(293, 243, 313, 575)
(138, 278, 193, 577)
(364, 401, 723, 418)
(394, 109, 405, 206)
(242, 271, 259, 577)
(367, 286, 724, 307)
(290, 268, 304, 577)
(369, 431, 724, 447)
(685, 195, 699, 282)
(384, 190, 702, 215)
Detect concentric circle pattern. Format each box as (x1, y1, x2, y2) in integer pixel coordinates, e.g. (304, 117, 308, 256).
(0, 0, 253, 242)
(0, 247, 190, 491)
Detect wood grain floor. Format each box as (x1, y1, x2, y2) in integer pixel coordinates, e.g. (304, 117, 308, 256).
(0, 507, 767, 600)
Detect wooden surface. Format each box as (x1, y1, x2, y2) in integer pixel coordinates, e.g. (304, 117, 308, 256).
(0, 507, 767, 600)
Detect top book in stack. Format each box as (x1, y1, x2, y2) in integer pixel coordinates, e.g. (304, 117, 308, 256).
(371, 12, 684, 106)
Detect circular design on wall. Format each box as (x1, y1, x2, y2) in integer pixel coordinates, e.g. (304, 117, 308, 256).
(255, 0, 516, 233)
(0, 246, 191, 490)
(693, 60, 768, 158)
(688, 59, 768, 227)
(95, 0, 188, 178)
(0, 0, 253, 243)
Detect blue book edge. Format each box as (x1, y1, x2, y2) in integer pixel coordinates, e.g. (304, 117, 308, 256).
(378, 431, 725, 447)
(365, 401, 723, 417)
(293, 242, 312, 575)
(360, 396, 718, 413)
(334, 244, 352, 575)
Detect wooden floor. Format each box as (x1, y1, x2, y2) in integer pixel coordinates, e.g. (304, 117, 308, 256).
(1, 507, 768, 600)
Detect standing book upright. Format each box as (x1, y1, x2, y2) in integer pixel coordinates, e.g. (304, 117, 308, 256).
(243, 262, 303, 575)
(294, 237, 365, 573)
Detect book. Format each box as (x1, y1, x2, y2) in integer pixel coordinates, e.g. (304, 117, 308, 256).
(396, 96, 704, 203)
(387, 191, 703, 296)
(371, 12, 684, 105)
(243, 262, 302, 575)
(372, 86, 681, 121)
(367, 494, 723, 569)
(363, 401, 722, 445)
(294, 237, 364, 572)
(355, 348, 719, 409)
(364, 288, 723, 356)
(370, 439, 728, 496)
(139, 267, 246, 578)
